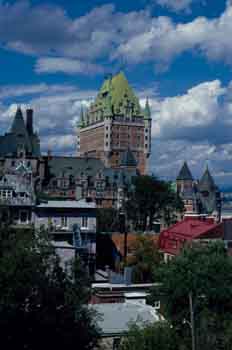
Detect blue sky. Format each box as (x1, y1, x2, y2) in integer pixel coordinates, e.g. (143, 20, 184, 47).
(1, 0, 232, 186)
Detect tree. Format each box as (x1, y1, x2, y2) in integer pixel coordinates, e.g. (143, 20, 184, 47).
(127, 235, 161, 283)
(96, 207, 119, 233)
(150, 242, 232, 349)
(126, 175, 183, 231)
(119, 321, 179, 350)
(0, 226, 100, 350)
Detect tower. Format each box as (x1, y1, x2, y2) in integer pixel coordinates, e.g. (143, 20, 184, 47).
(176, 161, 194, 194)
(77, 72, 152, 174)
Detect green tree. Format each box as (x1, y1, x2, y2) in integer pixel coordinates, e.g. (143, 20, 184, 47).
(119, 321, 179, 350)
(150, 242, 232, 349)
(126, 175, 183, 231)
(127, 235, 161, 283)
(0, 226, 100, 350)
(96, 208, 119, 233)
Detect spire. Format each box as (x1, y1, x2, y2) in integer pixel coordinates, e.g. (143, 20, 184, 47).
(144, 97, 151, 119)
(10, 106, 27, 135)
(199, 165, 216, 191)
(176, 161, 193, 181)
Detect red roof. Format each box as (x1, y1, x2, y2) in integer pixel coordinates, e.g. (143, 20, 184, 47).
(159, 216, 223, 256)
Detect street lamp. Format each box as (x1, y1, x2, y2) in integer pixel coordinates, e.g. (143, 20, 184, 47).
(183, 292, 196, 350)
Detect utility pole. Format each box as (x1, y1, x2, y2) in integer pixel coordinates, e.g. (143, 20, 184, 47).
(189, 291, 196, 350)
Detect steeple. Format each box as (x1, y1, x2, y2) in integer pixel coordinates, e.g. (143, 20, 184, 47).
(177, 161, 193, 181)
(199, 165, 216, 191)
(144, 98, 151, 119)
(10, 107, 27, 136)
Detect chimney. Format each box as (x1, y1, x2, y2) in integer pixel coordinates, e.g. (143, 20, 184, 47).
(26, 108, 33, 135)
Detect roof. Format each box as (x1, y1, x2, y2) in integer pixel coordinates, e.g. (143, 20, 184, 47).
(81, 72, 147, 127)
(0, 108, 40, 157)
(36, 199, 96, 209)
(177, 162, 193, 181)
(198, 166, 216, 191)
(90, 302, 162, 336)
(159, 216, 223, 256)
(120, 148, 137, 167)
(112, 233, 159, 258)
(47, 156, 105, 178)
(10, 107, 27, 135)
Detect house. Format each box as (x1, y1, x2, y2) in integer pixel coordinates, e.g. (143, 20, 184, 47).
(0, 164, 35, 225)
(159, 215, 223, 261)
(90, 302, 162, 349)
(34, 199, 97, 274)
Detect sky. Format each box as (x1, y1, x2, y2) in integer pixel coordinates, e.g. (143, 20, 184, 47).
(1, 0, 232, 187)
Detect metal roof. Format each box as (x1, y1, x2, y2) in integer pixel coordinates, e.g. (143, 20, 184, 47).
(90, 302, 162, 336)
(37, 199, 96, 209)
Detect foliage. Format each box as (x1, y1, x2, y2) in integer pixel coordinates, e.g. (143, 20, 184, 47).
(0, 226, 100, 350)
(96, 208, 119, 233)
(127, 235, 161, 283)
(119, 321, 179, 350)
(126, 175, 184, 231)
(150, 242, 232, 348)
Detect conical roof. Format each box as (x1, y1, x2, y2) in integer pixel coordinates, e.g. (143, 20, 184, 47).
(199, 166, 216, 191)
(177, 162, 193, 181)
(120, 148, 137, 167)
(10, 107, 27, 135)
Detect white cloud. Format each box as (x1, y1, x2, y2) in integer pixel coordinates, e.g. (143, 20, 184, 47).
(155, 0, 202, 13)
(35, 57, 105, 75)
(150, 80, 226, 138)
(114, 3, 232, 69)
(0, 1, 232, 73)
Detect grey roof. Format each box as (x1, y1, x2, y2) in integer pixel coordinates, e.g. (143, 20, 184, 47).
(47, 157, 105, 177)
(10, 107, 27, 135)
(90, 302, 162, 336)
(177, 162, 193, 181)
(36, 199, 96, 209)
(120, 148, 137, 167)
(0, 108, 40, 157)
(199, 166, 216, 191)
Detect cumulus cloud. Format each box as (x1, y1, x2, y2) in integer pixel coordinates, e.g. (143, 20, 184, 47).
(1, 1, 232, 72)
(114, 2, 232, 69)
(35, 57, 105, 75)
(150, 80, 226, 139)
(155, 0, 202, 13)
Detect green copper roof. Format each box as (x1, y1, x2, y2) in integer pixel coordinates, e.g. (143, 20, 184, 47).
(144, 98, 151, 119)
(91, 71, 142, 117)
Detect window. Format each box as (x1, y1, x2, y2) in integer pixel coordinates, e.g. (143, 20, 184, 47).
(82, 217, 88, 228)
(105, 142, 108, 146)
(11, 160, 15, 167)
